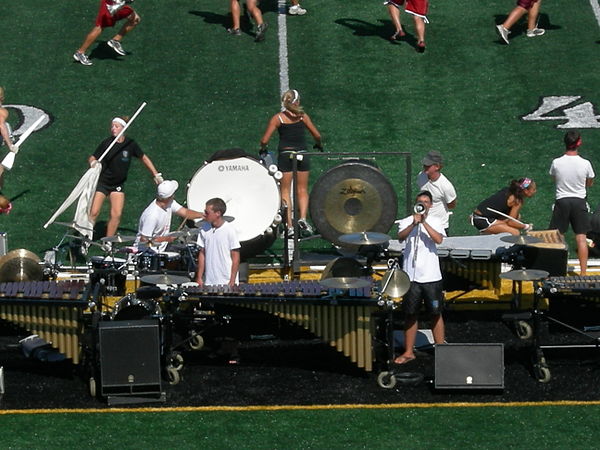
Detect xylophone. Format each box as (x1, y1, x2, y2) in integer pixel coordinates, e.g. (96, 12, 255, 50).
(184, 280, 379, 371)
(542, 275, 600, 299)
(0, 280, 89, 363)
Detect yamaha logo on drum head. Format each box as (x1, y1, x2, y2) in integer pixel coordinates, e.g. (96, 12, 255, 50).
(218, 164, 250, 172)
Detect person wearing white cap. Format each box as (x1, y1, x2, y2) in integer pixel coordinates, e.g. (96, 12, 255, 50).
(88, 116, 162, 237)
(136, 180, 204, 252)
(0, 87, 18, 190)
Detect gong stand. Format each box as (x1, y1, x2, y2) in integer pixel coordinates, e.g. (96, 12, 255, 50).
(287, 151, 412, 275)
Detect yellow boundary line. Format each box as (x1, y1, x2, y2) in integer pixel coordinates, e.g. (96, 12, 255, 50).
(2, 400, 600, 415)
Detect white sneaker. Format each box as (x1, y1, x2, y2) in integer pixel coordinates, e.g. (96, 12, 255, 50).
(108, 39, 126, 56)
(495, 24, 510, 44)
(526, 28, 545, 37)
(289, 4, 307, 15)
(73, 52, 92, 66)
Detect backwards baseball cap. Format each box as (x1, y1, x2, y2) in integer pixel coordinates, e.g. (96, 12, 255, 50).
(422, 150, 443, 166)
(157, 180, 179, 199)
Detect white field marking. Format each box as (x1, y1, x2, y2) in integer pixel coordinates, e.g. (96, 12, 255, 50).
(278, 0, 289, 95)
(590, 0, 600, 27)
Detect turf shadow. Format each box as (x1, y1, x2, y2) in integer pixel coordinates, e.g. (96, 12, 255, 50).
(89, 41, 126, 62)
(492, 13, 560, 44)
(335, 18, 392, 42)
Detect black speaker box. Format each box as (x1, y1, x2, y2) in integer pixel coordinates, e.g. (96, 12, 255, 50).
(435, 343, 504, 389)
(521, 246, 568, 276)
(98, 320, 164, 403)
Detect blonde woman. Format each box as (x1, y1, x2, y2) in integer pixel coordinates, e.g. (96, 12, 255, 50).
(260, 89, 322, 236)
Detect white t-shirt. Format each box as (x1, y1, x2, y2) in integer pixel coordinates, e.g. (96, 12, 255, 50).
(549, 154, 595, 200)
(197, 221, 241, 286)
(136, 199, 183, 252)
(397, 215, 445, 283)
(416, 172, 457, 229)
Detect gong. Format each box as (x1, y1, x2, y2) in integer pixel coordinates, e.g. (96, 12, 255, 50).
(0, 249, 43, 282)
(309, 160, 398, 245)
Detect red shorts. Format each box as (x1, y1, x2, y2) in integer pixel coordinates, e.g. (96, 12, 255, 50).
(385, 0, 429, 18)
(517, 0, 540, 10)
(95, 1, 134, 28)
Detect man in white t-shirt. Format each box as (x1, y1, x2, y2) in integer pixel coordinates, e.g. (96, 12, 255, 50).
(549, 130, 595, 275)
(136, 180, 204, 252)
(196, 198, 241, 287)
(394, 191, 445, 365)
(417, 150, 457, 235)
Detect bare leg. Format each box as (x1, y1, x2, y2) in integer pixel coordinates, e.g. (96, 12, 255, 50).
(386, 5, 404, 37)
(106, 191, 125, 237)
(502, 6, 527, 30)
(88, 191, 107, 226)
(295, 171, 310, 221)
(576, 233, 588, 275)
(484, 220, 521, 235)
(413, 16, 425, 43)
(281, 172, 293, 227)
(431, 314, 445, 344)
(527, 1, 541, 30)
(246, 0, 264, 26)
(230, 0, 241, 30)
(111, 12, 140, 42)
(77, 26, 102, 54)
(395, 315, 417, 363)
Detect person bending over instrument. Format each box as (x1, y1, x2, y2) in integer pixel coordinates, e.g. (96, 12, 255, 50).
(73, 0, 140, 66)
(136, 180, 204, 252)
(0, 87, 18, 191)
(88, 116, 162, 237)
(471, 178, 537, 235)
(395, 191, 445, 365)
(196, 198, 241, 288)
(259, 89, 322, 237)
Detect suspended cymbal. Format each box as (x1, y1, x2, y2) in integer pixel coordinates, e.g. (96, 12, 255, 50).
(499, 269, 549, 281)
(309, 160, 398, 246)
(338, 232, 390, 246)
(500, 234, 542, 245)
(141, 273, 191, 285)
(101, 234, 136, 243)
(54, 221, 94, 232)
(320, 277, 371, 290)
(380, 268, 411, 298)
(165, 231, 185, 238)
(0, 249, 43, 282)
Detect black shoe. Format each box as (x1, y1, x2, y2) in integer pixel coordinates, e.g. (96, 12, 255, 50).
(255, 23, 268, 42)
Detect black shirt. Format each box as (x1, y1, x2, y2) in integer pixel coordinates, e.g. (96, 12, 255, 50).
(93, 136, 144, 186)
(477, 187, 510, 220)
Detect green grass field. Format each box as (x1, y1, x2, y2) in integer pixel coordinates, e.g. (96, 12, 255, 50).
(2, 0, 599, 257)
(1, 0, 600, 444)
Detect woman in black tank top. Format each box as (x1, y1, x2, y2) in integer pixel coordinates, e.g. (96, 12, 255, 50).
(472, 178, 537, 235)
(260, 89, 322, 236)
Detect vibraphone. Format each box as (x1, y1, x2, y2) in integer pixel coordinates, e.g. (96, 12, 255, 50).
(184, 280, 379, 371)
(0, 280, 89, 363)
(542, 276, 600, 299)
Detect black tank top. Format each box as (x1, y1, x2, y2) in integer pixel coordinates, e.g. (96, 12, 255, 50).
(477, 187, 510, 220)
(278, 119, 307, 151)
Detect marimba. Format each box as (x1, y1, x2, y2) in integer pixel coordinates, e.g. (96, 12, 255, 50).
(184, 280, 380, 371)
(0, 280, 89, 363)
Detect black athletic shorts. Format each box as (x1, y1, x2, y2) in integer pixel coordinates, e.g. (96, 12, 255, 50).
(96, 182, 124, 195)
(278, 150, 310, 172)
(549, 197, 591, 235)
(402, 280, 444, 316)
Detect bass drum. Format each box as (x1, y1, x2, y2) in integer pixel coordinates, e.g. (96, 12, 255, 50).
(309, 160, 397, 246)
(187, 157, 280, 259)
(112, 294, 162, 321)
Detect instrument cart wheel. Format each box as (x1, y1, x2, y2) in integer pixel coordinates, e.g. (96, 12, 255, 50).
(535, 365, 552, 383)
(89, 377, 97, 398)
(169, 352, 184, 371)
(166, 366, 181, 385)
(189, 332, 204, 350)
(516, 320, 533, 340)
(377, 371, 397, 389)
